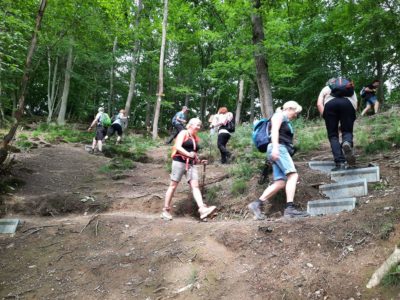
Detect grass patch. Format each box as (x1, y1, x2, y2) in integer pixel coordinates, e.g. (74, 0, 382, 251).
(231, 179, 247, 196)
(229, 161, 256, 180)
(382, 264, 400, 287)
(364, 139, 392, 154)
(15, 140, 33, 150)
(99, 157, 135, 174)
(33, 123, 92, 144)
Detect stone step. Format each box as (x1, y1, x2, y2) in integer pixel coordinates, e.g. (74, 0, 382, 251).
(331, 166, 380, 183)
(307, 198, 357, 216)
(308, 161, 336, 173)
(319, 178, 368, 198)
(0, 219, 20, 234)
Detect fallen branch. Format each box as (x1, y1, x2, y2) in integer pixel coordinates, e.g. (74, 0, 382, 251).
(95, 219, 99, 236)
(22, 225, 59, 233)
(80, 211, 99, 234)
(367, 245, 400, 288)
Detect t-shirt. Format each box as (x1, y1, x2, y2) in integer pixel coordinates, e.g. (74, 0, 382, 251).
(364, 84, 377, 99)
(213, 112, 233, 135)
(173, 111, 186, 125)
(319, 86, 358, 110)
(112, 113, 128, 129)
(95, 112, 103, 127)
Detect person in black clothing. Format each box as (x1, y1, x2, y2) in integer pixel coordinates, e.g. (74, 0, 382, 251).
(161, 118, 217, 221)
(361, 80, 380, 116)
(319, 77, 357, 170)
(211, 107, 234, 164)
(165, 106, 189, 144)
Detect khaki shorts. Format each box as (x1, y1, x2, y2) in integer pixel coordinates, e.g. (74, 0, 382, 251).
(171, 160, 199, 182)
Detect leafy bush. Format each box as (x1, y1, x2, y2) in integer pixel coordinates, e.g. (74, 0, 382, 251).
(231, 179, 247, 196)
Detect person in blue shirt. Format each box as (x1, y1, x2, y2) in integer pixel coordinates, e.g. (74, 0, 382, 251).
(165, 106, 189, 145)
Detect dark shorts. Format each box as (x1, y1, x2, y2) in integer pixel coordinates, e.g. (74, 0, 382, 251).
(107, 123, 123, 137)
(95, 126, 106, 141)
(366, 95, 377, 106)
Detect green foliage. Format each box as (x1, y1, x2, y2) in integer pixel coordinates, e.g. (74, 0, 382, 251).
(205, 185, 221, 207)
(15, 140, 33, 150)
(229, 160, 256, 181)
(382, 264, 400, 287)
(32, 123, 92, 143)
(17, 133, 28, 141)
(230, 179, 247, 196)
(293, 118, 326, 152)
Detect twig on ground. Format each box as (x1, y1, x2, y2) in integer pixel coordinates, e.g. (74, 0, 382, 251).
(56, 251, 73, 262)
(95, 219, 99, 236)
(22, 225, 59, 233)
(80, 210, 99, 234)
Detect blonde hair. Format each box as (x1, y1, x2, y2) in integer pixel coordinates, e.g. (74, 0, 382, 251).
(186, 118, 202, 129)
(98, 107, 105, 113)
(276, 101, 302, 114)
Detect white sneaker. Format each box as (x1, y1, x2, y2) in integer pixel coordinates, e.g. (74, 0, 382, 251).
(161, 210, 173, 221)
(198, 206, 217, 220)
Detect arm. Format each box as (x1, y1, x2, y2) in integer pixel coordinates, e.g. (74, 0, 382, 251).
(88, 114, 100, 131)
(270, 113, 283, 161)
(317, 88, 328, 116)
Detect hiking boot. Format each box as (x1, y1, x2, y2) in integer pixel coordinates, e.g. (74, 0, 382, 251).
(198, 205, 217, 220)
(331, 163, 346, 171)
(342, 141, 356, 167)
(284, 206, 309, 218)
(161, 209, 173, 221)
(248, 201, 265, 220)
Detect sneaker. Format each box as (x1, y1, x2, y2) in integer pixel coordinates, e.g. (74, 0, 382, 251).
(248, 201, 265, 220)
(161, 209, 173, 221)
(331, 163, 346, 172)
(284, 206, 309, 218)
(342, 141, 356, 167)
(198, 205, 217, 220)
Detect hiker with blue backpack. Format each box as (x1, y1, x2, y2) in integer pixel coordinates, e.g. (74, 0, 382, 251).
(211, 107, 235, 164)
(361, 79, 380, 116)
(165, 106, 189, 145)
(161, 118, 217, 221)
(317, 77, 357, 170)
(87, 107, 111, 154)
(248, 101, 309, 219)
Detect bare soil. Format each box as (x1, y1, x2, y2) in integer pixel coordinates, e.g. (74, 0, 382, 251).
(1, 137, 400, 299)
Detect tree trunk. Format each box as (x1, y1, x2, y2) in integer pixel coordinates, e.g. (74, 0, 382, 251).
(251, 0, 274, 118)
(1, 0, 47, 163)
(235, 76, 244, 125)
(125, 0, 143, 117)
(376, 57, 384, 106)
(249, 80, 255, 124)
(152, 0, 168, 140)
(184, 94, 189, 107)
(0, 56, 5, 124)
(47, 49, 59, 123)
(57, 42, 73, 126)
(108, 36, 118, 115)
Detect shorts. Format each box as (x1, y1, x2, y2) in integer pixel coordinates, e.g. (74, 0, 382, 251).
(267, 144, 297, 181)
(95, 126, 106, 141)
(107, 123, 123, 137)
(170, 160, 199, 183)
(366, 95, 377, 106)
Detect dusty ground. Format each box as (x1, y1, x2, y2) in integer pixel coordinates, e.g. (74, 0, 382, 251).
(0, 135, 400, 300)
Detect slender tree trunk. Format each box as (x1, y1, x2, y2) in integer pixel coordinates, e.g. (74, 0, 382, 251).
(249, 80, 255, 124)
(57, 42, 73, 125)
(184, 94, 189, 107)
(1, 0, 47, 162)
(251, 0, 274, 118)
(0, 57, 4, 124)
(200, 87, 206, 124)
(235, 76, 244, 125)
(376, 57, 384, 105)
(125, 0, 143, 117)
(152, 0, 168, 140)
(47, 49, 59, 123)
(108, 36, 118, 115)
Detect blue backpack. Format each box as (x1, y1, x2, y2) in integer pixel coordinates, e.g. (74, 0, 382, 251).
(252, 118, 271, 152)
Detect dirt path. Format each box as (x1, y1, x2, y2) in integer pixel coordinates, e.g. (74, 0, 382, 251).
(1, 143, 399, 299)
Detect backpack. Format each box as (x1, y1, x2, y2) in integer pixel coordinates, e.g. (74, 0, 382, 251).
(224, 119, 235, 133)
(100, 113, 112, 127)
(111, 113, 118, 122)
(360, 87, 367, 98)
(329, 77, 354, 97)
(252, 118, 271, 152)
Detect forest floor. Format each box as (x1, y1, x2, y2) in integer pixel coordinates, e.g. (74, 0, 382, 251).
(0, 128, 400, 300)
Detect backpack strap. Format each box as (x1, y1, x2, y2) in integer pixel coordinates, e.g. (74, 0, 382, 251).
(171, 131, 197, 170)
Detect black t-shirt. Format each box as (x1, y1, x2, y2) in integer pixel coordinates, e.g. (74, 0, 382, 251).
(364, 83, 377, 99)
(173, 136, 197, 164)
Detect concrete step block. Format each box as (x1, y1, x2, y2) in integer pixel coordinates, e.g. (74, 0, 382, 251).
(307, 198, 357, 216)
(309, 161, 335, 173)
(0, 219, 20, 234)
(331, 166, 380, 183)
(319, 178, 368, 198)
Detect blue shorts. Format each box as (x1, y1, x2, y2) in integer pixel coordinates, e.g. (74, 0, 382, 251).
(366, 95, 377, 106)
(267, 144, 297, 181)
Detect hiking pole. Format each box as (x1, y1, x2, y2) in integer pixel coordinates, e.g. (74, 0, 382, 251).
(201, 162, 207, 196)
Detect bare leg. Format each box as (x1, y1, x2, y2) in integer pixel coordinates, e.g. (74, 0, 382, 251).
(285, 172, 298, 204)
(259, 180, 286, 201)
(361, 104, 371, 116)
(190, 180, 205, 208)
(97, 140, 103, 152)
(374, 101, 380, 114)
(164, 181, 179, 209)
(91, 138, 97, 150)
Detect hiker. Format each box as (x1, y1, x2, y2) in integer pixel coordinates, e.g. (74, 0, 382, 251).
(87, 107, 108, 154)
(165, 106, 189, 144)
(317, 77, 357, 170)
(105, 109, 128, 144)
(211, 107, 234, 164)
(161, 118, 217, 221)
(248, 101, 308, 219)
(361, 79, 380, 116)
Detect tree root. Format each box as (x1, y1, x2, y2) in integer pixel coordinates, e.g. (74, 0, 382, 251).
(366, 245, 400, 288)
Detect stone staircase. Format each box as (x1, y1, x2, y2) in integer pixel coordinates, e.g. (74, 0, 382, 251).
(307, 161, 380, 216)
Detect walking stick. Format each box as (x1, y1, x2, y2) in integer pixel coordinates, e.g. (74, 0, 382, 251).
(201, 162, 207, 196)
